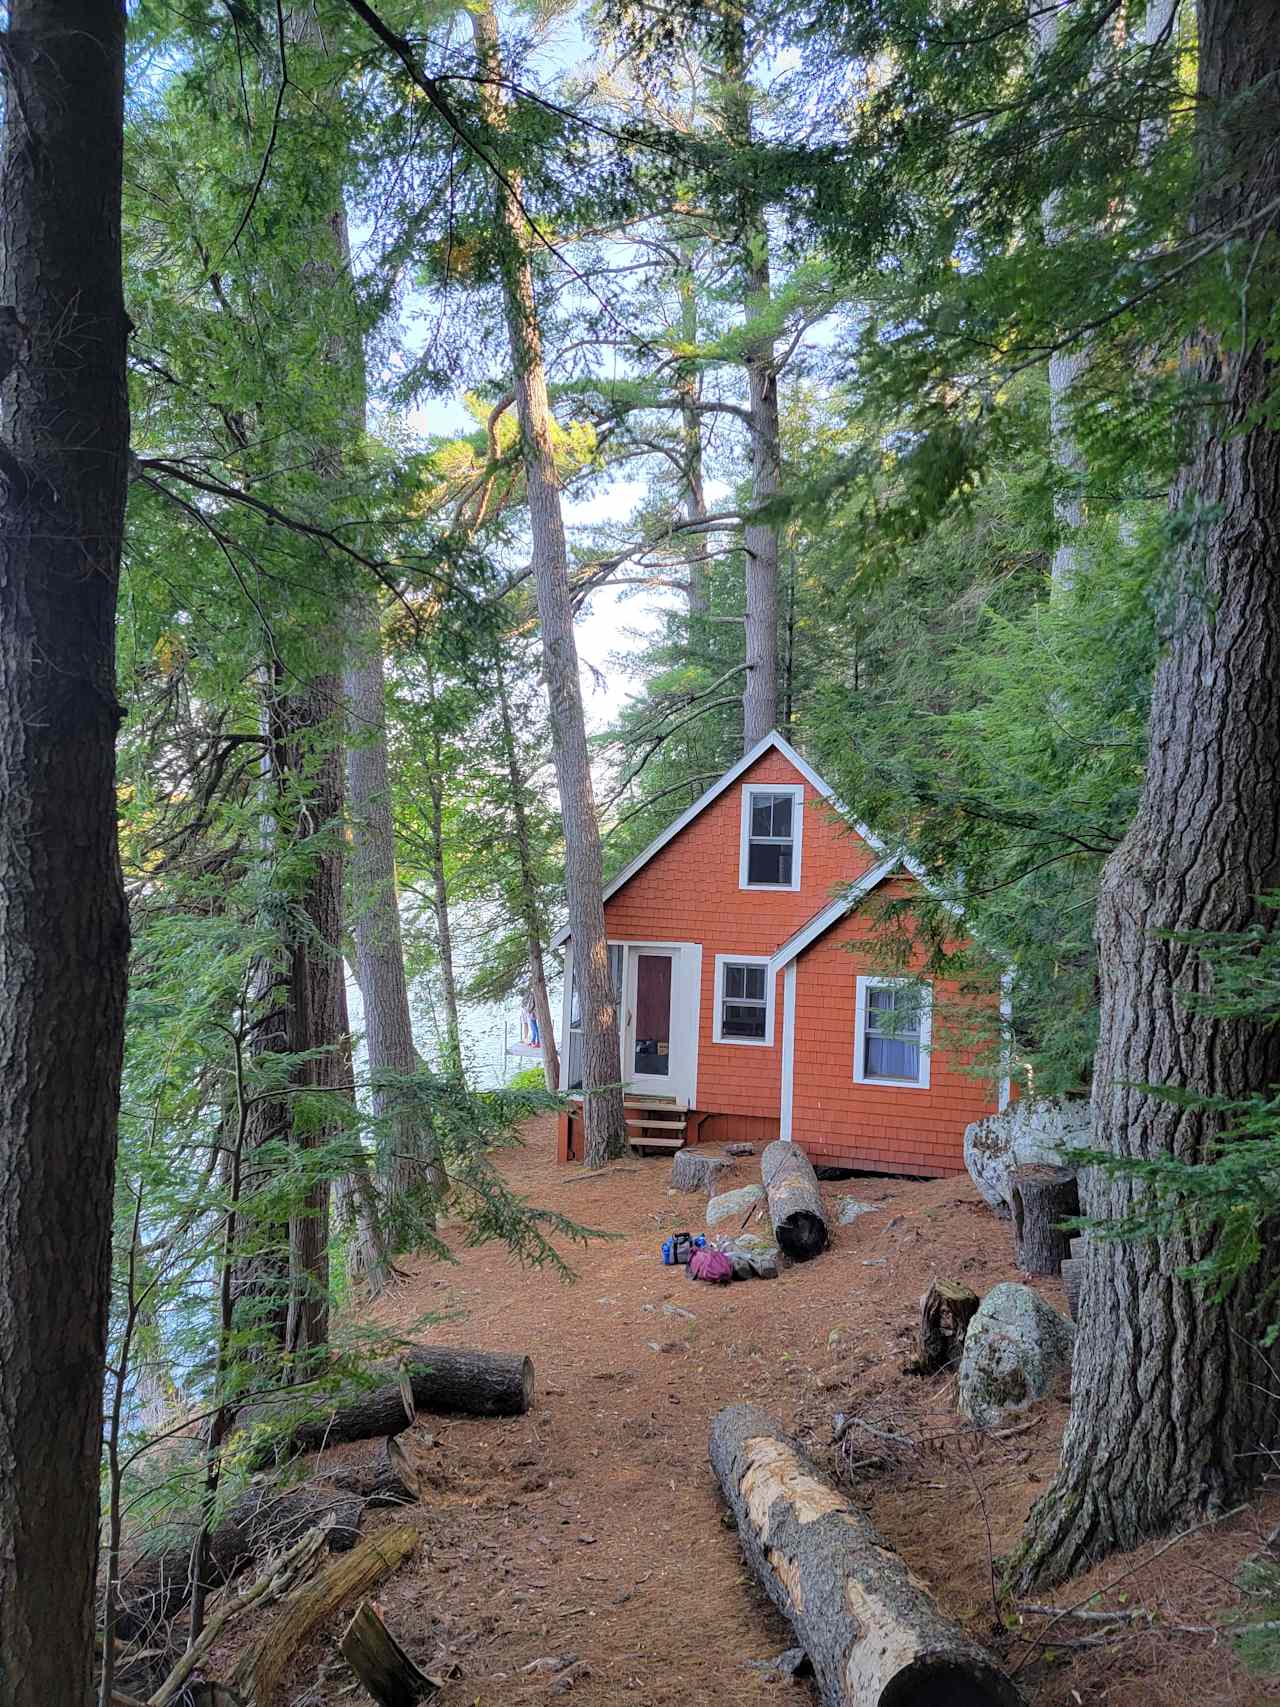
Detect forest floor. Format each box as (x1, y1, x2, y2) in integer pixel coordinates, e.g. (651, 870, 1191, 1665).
(232, 1114, 1280, 1706)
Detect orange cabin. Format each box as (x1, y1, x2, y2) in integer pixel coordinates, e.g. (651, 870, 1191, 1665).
(553, 732, 1007, 1175)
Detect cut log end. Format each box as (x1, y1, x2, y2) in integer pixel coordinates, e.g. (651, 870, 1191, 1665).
(880, 1656, 1016, 1707)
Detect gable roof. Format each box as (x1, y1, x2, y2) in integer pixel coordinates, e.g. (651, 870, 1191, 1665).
(767, 855, 902, 973)
(551, 730, 888, 949)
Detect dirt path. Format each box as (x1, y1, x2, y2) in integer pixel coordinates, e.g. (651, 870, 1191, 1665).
(265, 1118, 1280, 1706)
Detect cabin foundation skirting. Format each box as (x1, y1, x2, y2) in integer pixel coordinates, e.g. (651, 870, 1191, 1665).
(555, 1103, 964, 1176)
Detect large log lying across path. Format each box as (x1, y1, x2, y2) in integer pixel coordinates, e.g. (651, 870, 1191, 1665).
(710, 1404, 1021, 1707)
(761, 1140, 828, 1260)
(238, 1346, 534, 1465)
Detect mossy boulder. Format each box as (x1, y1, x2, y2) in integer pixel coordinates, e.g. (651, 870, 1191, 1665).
(959, 1282, 1074, 1428)
(963, 1097, 1091, 1218)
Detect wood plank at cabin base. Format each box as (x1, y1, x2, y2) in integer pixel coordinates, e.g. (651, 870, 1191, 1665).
(761, 1140, 829, 1259)
(710, 1404, 1021, 1707)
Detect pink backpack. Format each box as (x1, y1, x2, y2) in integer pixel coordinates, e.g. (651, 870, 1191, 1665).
(688, 1248, 733, 1284)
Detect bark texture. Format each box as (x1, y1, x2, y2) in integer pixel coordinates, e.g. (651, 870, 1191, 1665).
(238, 1344, 535, 1465)
(724, 18, 781, 748)
(0, 8, 130, 1703)
(761, 1140, 829, 1260)
(1009, 1165, 1079, 1276)
(1015, 0, 1280, 1587)
(339, 1601, 435, 1707)
(472, 2, 624, 1163)
(710, 1405, 1021, 1707)
(495, 664, 560, 1092)
(230, 1526, 418, 1707)
(113, 1485, 364, 1641)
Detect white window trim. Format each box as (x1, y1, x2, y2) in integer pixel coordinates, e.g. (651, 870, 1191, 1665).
(853, 974, 932, 1090)
(738, 782, 804, 892)
(713, 953, 775, 1047)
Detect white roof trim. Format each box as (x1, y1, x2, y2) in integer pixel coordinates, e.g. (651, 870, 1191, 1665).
(552, 731, 886, 948)
(767, 856, 900, 973)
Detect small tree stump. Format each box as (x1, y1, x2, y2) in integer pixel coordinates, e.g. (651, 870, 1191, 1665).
(671, 1148, 732, 1194)
(340, 1600, 436, 1705)
(1009, 1165, 1079, 1276)
(905, 1279, 980, 1375)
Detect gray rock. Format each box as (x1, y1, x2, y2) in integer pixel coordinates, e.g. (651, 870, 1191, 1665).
(964, 1097, 1091, 1217)
(959, 1282, 1075, 1429)
(836, 1197, 879, 1225)
(714, 1232, 781, 1279)
(706, 1183, 766, 1227)
(726, 1142, 756, 1156)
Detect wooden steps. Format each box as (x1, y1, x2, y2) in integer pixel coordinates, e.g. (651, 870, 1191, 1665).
(624, 1096, 688, 1153)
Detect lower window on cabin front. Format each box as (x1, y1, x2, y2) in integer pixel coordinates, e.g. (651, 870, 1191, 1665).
(715, 956, 772, 1044)
(853, 975, 931, 1088)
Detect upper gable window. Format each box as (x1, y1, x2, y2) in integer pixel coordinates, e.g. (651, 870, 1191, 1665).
(739, 784, 803, 890)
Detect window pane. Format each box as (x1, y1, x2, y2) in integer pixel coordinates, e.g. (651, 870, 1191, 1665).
(866, 1035, 919, 1080)
(742, 965, 766, 1001)
(769, 794, 793, 838)
(747, 842, 792, 885)
(751, 794, 776, 837)
(867, 986, 895, 1014)
(725, 964, 745, 999)
(722, 1002, 767, 1040)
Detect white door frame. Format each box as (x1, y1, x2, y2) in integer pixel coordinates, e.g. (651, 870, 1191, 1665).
(624, 947, 679, 1096)
(560, 939, 701, 1107)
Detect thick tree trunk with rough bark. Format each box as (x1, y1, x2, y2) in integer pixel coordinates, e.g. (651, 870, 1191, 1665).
(346, 591, 438, 1206)
(472, 2, 624, 1162)
(276, 676, 345, 1366)
(1015, 0, 1280, 1588)
(496, 666, 560, 1091)
(0, 10, 130, 1703)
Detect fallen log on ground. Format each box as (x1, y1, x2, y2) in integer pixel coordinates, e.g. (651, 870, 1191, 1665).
(231, 1525, 418, 1707)
(330, 1436, 425, 1508)
(1009, 1165, 1079, 1276)
(905, 1280, 980, 1376)
(145, 1525, 329, 1707)
(113, 1486, 364, 1641)
(709, 1403, 1021, 1707)
(760, 1141, 828, 1260)
(341, 1599, 437, 1706)
(237, 1346, 534, 1465)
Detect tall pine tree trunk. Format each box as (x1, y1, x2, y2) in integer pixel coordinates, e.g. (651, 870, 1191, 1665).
(724, 16, 781, 749)
(472, 1, 624, 1163)
(496, 664, 561, 1092)
(1014, 0, 1280, 1587)
(423, 667, 466, 1080)
(0, 5, 131, 1700)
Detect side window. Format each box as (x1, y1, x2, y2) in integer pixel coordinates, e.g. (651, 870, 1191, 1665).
(854, 977, 931, 1088)
(740, 785, 802, 889)
(714, 955, 773, 1045)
